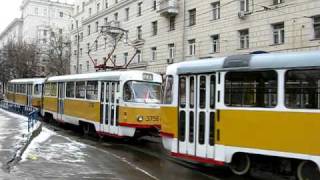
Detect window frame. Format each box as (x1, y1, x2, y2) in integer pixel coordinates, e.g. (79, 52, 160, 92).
(224, 70, 278, 108)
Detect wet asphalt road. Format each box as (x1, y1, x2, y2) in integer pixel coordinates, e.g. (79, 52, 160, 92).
(0, 110, 291, 180)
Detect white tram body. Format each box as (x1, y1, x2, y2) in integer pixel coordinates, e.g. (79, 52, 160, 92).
(42, 70, 162, 137)
(160, 51, 320, 176)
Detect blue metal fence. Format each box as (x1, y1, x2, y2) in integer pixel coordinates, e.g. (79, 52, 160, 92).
(0, 100, 40, 132)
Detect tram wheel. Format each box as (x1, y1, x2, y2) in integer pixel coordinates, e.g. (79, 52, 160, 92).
(297, 161, 320, 180)
(229, 153, 251, 176)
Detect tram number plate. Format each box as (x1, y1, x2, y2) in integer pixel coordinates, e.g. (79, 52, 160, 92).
(145, 116, 160, 122)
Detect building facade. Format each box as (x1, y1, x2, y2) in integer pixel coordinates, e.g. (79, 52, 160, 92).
(20, 0, 74, 74)
(0, 18, 23, 49)
(70, 0, 320, 75)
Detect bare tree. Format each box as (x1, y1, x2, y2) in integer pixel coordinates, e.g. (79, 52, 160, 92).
(0, 40, 39, 82)
(42, 30, 71, 76)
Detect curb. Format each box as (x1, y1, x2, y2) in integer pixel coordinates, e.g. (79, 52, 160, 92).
(6, 122, 43, 171)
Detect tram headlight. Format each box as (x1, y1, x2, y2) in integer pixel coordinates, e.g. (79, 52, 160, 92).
(137, 115, 144, 122)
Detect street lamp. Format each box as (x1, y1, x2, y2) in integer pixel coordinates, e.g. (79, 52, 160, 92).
(68, 14, 80, 74)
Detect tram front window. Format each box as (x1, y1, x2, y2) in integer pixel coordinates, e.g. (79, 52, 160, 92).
(124, 81, 161, 104)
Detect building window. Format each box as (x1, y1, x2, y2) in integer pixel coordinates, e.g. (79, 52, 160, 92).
(152, 21, 158, 36)
(212, 2, 220, 20)
(239, 29, 249, 49)
(97, 3, 100, 12)
(104, 38, 107, 48)
(59, 12, 64, 17)
(115, 0, 118, 3)
(272, 22, 285, 45)
(168, 43, 175, 59)
(273, 0, 284, 5)
(137, 2, 142, 16)
(314, 15, 320, 39)
(35, 8, 38, 15)
(87, 25, 91, 35)
(240, 0, 249, 12)
(74, 50, 77, 56)
(125, 8, 130, 21)
(76, 20, 79, 28)
(79, 64, 83, 73)
(104, 17, 108, 25)
(285, 69, 320, 109)
(153, 0, 157, 11)
(80, 48, 83, 57)
(89, 8, 92, 16)
(86, 61, 90, 71)
(151, 47, 157, 61)
(95, 21, 99, 32)
(59, 29, 63, 34)
(137, 26, 142, 39)
(77, 6, 80, 13)
(169, 16, 175, 31)
(44, 30, 47, 36)
(211, 34, 220, 53)
(124, 52, 128, 64)
(137, 50, 142, 63)
(188, 39, 196, 56)
(43, 8, 47, 16)
(87, 43, 90, 52)
(82, 2, 85, 10)
(95, 40, 98, 51)
(113, 55, 117, 63)
(114, 12, 118, 21)
(225, 71, 278, 107)
(80, 32, 83, 41)
(189, 9, 196, 26)
(105, 1, 109, 8)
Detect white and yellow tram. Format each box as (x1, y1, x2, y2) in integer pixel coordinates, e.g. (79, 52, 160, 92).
(6, 78, 45, 108)
(42, 71, 162, 137)
(160, 51, 320, 179)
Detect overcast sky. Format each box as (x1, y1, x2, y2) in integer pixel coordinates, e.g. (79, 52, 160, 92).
(0, 0, 75, 33)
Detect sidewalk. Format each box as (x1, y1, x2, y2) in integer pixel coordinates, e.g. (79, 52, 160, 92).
(0, 108, 41, 178)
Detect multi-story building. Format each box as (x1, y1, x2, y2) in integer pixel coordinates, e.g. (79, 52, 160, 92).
(0, 0, 74, 76)
(0, 18, 23, 49)
(20, 0, 74, 74)
(70, 0, 320, 75)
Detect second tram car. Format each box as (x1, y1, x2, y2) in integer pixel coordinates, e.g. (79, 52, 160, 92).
(6, 78, 45, 108)
(42, 71, 162, 137)
(160, 51, 320, 179)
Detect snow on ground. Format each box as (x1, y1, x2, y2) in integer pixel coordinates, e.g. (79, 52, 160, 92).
(21, 127, 87, 163)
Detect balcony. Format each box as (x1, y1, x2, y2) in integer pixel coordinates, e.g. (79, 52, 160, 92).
(158, 0, 178, 17)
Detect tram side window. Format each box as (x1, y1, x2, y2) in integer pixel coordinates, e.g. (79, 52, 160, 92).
(163, 76, 173, 104)
(210, 75, 215, 109)
(190, 77, 195, 108)
(66, 82, 75, 98)
(76, 81, 86, 99)
(285, 69, 320, 109)
(225, 71, 278, 107)
(34, 84, 42, 96)
(51, 83, 57, 96)
(179, 77, 186, 108)
(86, 81, 98, 100)
(123, 81, 133, 102)
(44, 83, 51, 96)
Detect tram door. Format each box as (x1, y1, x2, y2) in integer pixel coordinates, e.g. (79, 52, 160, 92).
(26, 84, 33, 107)
(57, 82, 65, 121)
(101, 81, 119, 135)
(178, 74, 216, 158)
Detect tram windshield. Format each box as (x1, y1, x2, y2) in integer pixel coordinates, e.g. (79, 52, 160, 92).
(124, 81, 161, 104)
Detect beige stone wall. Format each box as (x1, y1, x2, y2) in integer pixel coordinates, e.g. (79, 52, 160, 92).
(71, 0, 320, 75)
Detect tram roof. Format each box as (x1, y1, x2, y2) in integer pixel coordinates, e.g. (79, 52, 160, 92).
(9, 78, 45, 84)
(47, 70, 162, 82)
(169, 51, 320, 75)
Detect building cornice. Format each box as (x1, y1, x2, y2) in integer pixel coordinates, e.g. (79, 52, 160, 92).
(21, 0, 74, 11)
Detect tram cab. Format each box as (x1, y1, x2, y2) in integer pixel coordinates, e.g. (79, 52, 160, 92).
(42, 70, 162, 138)
(160, 51, 320, 179)
(6, 78, 45, 108)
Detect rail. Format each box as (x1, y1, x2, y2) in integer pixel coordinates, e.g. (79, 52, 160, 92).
(0, 100, 39, 132)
